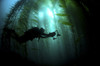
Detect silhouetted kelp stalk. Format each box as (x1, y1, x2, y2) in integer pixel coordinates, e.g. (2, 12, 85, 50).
(4, 0, 28, 28)
(57, 0, 87, 57)
(1, 0, 33, 57)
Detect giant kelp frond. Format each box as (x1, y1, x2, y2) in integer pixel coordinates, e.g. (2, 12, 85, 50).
(59, 4, 66, 8)
(5, 0, 28, 27)
(59, 0, 67, 8)
(55, 13, 69, 16)
(81, 2, 89, 12)
(58, 20, 73, 26)
(31, 19, 38, 23)
(61, 21, 73, 26)
(17, 1, 33, 31)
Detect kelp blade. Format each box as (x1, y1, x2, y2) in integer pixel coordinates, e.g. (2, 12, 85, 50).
(31, 19, 38, 23)
(62, 22, 72, 26)
(32, 48, 39, 50)
(55, 14, 69, 16)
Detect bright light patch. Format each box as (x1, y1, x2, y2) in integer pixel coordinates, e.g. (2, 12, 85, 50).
(47, 8, 54, 18)
(54, 9, 56, 14)
(39, 12, 44, 18)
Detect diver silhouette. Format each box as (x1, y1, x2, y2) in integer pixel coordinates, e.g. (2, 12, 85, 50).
(8, 27, 61, 43)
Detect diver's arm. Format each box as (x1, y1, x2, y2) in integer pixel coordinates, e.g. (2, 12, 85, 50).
(40, 32, 56, 38)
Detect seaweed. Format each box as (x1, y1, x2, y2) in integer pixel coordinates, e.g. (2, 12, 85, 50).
(61, 21, 73, 26)
(59, 0, 65, 5)
(59, 4, 66, 8)
(34, 16, 38, 19)
(55, 13, 69, 16)
(81, 2, 89, 12)
(58, 20, 73, 26)
(31, 19, 38, 23)
(75, 34, 84, 44)
(32, 48, 39, 50)
(59, 0, 66, 8)
(21, 43, 28, 56)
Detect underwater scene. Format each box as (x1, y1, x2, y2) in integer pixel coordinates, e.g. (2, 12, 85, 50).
(0, 0, 96, 65)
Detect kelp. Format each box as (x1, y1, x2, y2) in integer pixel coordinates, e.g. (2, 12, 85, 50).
(59, 4, 66, 8)
(21, 43, 28, 56)
(1, 0, 38, 57)
(17, 3, 32, 31)
(35, 0, 42, 5)
(29, 0, 41, 10)
(4, 0, 26, 27)
(24, 6, 30, 11)
(61, 21, 73, 26)
(58, 20, 73, 26)
(81, 2, 89, 12)
(7, 2, 31, 56)
(59, 0, 66, 8)
(75, 34, 84, 44)
(34, 16, 38, 19)
(55, 13, 69, 16)
(31, 19, 38, 23)
(74, 34, 84, 57)
(50, 0, 57, 6)
(59, 0, 65, 5)
(32, 48, 39, 50)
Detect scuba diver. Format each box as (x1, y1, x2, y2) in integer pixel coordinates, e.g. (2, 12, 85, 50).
(6, 27, 61, 43)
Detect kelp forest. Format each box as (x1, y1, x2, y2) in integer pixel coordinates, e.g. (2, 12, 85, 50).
(0, 0, 90, 65)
